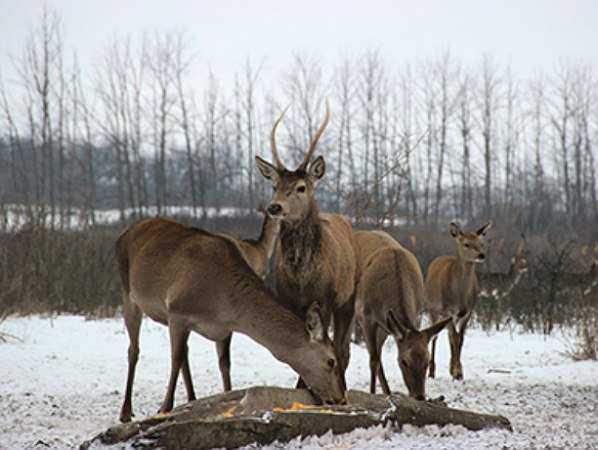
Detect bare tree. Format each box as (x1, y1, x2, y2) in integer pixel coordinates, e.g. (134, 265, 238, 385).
(478, 55, 501, 219)
(549, 61, 574, 224)
(333, 57, 357, 210)
(432, 50, 459, 225)
(173, 32, 199, 217)
(457, 73, 474, 220)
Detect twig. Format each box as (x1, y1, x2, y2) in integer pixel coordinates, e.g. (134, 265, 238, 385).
(0, 331, 23, 343)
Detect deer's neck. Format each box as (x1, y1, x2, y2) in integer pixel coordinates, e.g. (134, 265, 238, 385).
(279, 205, 322, 273)
(240, 215, 280, 278)
(232, 285, 308, 364)
(455, 252, 477, 294)
(256, 215, 280, 263)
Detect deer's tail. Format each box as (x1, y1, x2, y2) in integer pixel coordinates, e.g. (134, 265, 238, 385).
(115, 229, 131, 295)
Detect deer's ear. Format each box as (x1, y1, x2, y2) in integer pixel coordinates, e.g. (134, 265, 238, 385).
(306, 302, 325, 342)
(255, 156, 280, 184)
(477, 221, 492, 236)
(449, 222, 462, 238)
(307, 156, 326, 181)
(386, 310, 409, 341)
(423, 317, 451, 341)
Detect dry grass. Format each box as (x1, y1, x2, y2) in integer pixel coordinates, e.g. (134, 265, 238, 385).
(565, 315, 598, 361)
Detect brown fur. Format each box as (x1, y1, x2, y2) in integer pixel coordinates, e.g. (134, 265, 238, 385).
(425, 221, 492, 380)
(116, 218, 344, 422)
(217, 212, 280, 280)
(255, 102, 357, 389)
(354, 230, 450, 399)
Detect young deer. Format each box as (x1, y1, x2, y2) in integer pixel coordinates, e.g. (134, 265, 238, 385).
(217, 209, 280, 280)
(116, 218, 344, 423)
(354, 230, 451, 399)
(255, 100, 357, 390)
(478, 239, 528, 301)
(425, 221, 492, 380)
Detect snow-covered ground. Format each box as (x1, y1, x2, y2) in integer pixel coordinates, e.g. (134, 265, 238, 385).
(1, 315, 596, 449)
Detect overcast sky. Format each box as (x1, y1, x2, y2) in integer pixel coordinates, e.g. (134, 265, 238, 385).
(1, 0, 597, 86)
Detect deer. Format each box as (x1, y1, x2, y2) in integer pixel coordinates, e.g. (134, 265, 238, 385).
(216, 208, 281, 280)
(353, 230, 452, 399)
(117, 210, 279, 422)
(115, 217, 344, 424)
(478, 238, 528, 301)
(425, 221, 492, 381)
(255, 99, 357, 390)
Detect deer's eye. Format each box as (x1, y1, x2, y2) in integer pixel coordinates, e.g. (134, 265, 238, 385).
(401, 358, 409, 368)
(296, 185, 306, 194)
(464, 243, 470, 248)
(327, 358, 336, 369)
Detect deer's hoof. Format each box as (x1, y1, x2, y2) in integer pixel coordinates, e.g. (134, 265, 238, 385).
(451, 370, 464, 381)
(119, 411, 133, 423)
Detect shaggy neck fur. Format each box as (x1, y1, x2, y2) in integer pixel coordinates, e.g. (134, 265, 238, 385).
(279, 201, 322, 274)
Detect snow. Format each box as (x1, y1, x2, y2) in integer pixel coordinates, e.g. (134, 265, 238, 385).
(0, 205, 251, 230)
(1, 315, 597, 449)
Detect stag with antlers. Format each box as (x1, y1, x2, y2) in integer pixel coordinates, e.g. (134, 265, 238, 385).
(255, 100, 358, 390)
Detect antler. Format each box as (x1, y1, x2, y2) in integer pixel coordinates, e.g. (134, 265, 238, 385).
(270, 105, 291, 169)
(299, 98, 331, 170)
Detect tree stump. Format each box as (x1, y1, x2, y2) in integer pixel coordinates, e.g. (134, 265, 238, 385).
(81, 387, 511, 450)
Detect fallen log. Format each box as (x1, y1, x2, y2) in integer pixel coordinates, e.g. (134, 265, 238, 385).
(81, 386, 512, 450)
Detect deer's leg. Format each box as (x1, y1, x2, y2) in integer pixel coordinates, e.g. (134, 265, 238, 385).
(120, 293, 142, 423)
(375, 329, 391, 395)
(364, 322, 380, 394)
(429, 335, 438, 379)
(428, 312, 439, 379)
(216, 334, 233, 392)
(453, 315, 470, 380)
(448, 322, 463, 380)
(158, 319, 190, 414)
(333, 297, 355, 391)
(181, 340, 196, 402)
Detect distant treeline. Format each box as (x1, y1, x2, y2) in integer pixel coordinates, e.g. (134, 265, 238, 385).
(0, 6, 597, 235)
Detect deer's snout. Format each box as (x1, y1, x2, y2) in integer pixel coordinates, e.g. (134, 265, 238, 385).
(267, 203, 283, 217)
(478, 253, 485, 261)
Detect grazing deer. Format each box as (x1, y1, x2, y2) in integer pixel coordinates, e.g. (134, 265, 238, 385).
(354, 230, 451, 399)
(561, 244, 598, 297)
(425, 221, 492, 380)
(116, 218, 344, 423)
(255, 100, 357, 390)
(478, 238, 528, 301)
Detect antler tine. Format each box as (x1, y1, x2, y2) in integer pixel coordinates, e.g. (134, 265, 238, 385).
(299, 97, 331, 170)
(271, 105, 291, 169)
